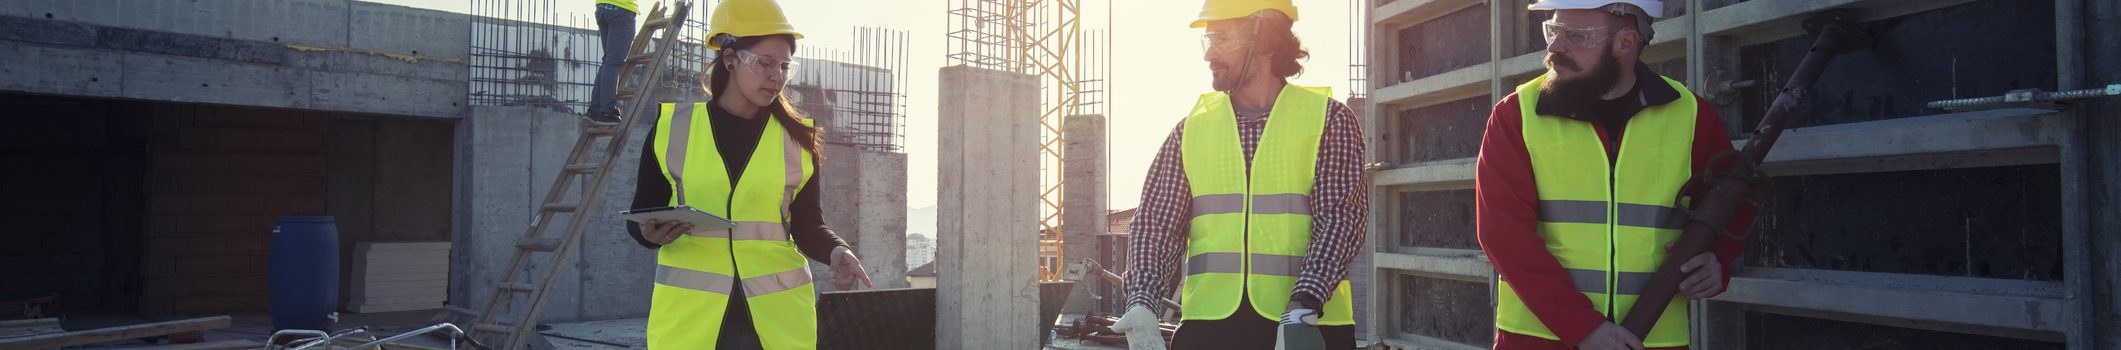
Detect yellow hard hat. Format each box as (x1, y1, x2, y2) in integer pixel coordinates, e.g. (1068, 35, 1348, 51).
(706, 0, 802, 50)
(1190, 0, 1298, 28)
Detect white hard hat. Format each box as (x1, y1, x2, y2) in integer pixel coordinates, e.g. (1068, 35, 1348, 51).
(1526, 0, 1662, 19)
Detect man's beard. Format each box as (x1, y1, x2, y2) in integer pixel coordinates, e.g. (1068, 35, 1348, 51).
(1538, 48, 1624, 111)
(1211, 60, 1244, 92)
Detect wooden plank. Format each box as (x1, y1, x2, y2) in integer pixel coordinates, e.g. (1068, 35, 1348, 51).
(0, 318, 61, 338)
(350, 293, 448, 306)
(0, 316, 231, 349)
(348, 301, 445, 313)
(354, 241, 450, 252)
(124, 339, 266, 350)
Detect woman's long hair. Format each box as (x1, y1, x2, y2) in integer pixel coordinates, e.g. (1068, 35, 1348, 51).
(706, 34, 823, 158)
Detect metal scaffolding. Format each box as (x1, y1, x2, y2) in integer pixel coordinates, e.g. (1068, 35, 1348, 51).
(946, 0, 1112, 281)
(470, 1, 906, 151)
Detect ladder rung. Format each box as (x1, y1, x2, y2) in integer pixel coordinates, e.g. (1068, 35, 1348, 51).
(499, 282, 537, 292)
(517, 237, 562, 251)
(640, 17, 673, 30)
(625, 52, 657, 64)
(584, 124, 618, 136)
(542, 202, 579, 212)
(562, 164, 598, 174)
(474, 323, 514, 334)
(616, 91, 637, 100)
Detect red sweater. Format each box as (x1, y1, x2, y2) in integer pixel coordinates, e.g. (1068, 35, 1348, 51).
(1475, 93, 1753, 350)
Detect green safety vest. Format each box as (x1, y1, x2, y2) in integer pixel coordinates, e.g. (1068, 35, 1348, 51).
(1178, 84, 1355, 326)
(645, 102, 818, 349)
(1493, 74, 1697, 347)
(596, 0, 638, 13)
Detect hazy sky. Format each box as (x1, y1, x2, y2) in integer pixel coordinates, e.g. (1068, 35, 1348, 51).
(370, 0, 1355, 215)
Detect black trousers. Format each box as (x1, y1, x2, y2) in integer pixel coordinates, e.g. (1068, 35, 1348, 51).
(715, 284, 767, 350)
(1171, 296, 1356, 350)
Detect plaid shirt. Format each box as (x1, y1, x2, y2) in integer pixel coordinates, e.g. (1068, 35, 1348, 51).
(1126, 96, 1368, 315)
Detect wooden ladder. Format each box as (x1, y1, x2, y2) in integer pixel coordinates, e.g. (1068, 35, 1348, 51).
(461, 1, 693, 348)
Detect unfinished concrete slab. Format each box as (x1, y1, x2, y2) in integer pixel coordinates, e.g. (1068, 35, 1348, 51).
(935, 65, 1043, 349)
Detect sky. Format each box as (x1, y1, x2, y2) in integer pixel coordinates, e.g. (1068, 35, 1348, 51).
(369, 0, 1358, 234)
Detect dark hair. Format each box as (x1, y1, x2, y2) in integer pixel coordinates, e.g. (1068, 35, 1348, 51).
(1252, 15, 1309, 79)
(706, 34, 824, 158)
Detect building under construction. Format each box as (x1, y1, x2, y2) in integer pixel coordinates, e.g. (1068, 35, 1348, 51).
(1355, 0, 2121, 349)
(0, 0, 911, 347)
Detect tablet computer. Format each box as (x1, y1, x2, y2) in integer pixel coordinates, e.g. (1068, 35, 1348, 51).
(618, 206, 737, 233)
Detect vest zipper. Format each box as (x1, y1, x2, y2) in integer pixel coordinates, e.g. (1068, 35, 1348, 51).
(1605, 127, 1620, 321)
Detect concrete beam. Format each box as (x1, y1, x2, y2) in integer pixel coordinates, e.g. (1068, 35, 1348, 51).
(1373, 107, 2068, 188)
(0, 6, 469, 118)
(1372, 0, 1482, 29)
(1377, 334, 1487, 350)
(1374, 248, 1491, 283)
(935, 66, 1042, 349)
(1714, 270, 2070, 337)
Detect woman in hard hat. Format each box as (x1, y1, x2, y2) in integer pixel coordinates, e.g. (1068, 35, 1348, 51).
(623, 0, 870, 348)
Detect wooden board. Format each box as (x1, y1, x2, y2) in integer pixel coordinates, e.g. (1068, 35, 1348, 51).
(0, 318, 62, 339)
(348, 240, 449, 315)
(354, 241, 451, 252)
(0, 316, 231, 349)
(348, 301, 444, 313)
(123, 339, 266, 350)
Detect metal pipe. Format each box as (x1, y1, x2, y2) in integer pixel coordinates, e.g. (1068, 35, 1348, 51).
(1924, 84, 2121, 110)
(1620, 12, 1872, 338)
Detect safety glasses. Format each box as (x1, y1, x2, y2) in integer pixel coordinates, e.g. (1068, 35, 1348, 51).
(729, 49, 799, 78)
(1542, 20, 1612, 50)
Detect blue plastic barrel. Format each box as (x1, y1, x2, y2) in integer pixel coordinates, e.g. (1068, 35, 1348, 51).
(270, 216, 339, 331)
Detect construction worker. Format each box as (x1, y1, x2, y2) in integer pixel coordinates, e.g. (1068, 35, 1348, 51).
(586, 0, 636, 123)
(1476, 1, 1755, 349)
(623, 0, 872, 348)
(1110, 0, 1368, 349)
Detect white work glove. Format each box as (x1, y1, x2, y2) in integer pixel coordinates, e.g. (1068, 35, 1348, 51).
(1111, 305, 1167, 350)
(1279, 308, 1319, 326)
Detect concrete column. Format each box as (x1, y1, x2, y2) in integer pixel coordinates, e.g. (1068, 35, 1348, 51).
(1060, 114, 1108, 315)
(936, 66, 1042, 349)
(817, 144, 911, 291)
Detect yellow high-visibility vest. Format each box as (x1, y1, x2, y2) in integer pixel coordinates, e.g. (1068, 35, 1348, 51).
(645, 102, 817, 349)
(1494, 73, 1697, 347)
(596, 0, 638, 13)
(1178, 84, 1355, 326)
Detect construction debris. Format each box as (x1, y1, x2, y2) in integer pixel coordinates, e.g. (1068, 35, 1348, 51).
(0, 316, 231, 350)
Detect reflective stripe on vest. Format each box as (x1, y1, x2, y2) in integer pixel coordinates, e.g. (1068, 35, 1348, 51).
(1493, 74, 1697, 347)
(647, 102, 818, 349)
(1177, 84, 1356, 326)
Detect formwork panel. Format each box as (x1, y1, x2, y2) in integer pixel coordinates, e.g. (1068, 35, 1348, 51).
(1397, 274, 1494, 347)
(1391, 95, 1490, 164)
(1396, 190, 1479, 250)
(1396, 4, 1491, 80)
(1744, 164, 2064, 281)
(1745, 311, 2063, 349)
(1737, 0, 2056, 129)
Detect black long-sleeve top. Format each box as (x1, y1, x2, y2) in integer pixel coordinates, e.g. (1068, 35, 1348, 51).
(626, 102, 847, 263)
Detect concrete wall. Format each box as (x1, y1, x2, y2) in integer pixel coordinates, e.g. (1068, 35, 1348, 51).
(0, 1, 469, 118)
(324, 116, 456, 312)
(452, 106, 657, 323)
(935, 66, 1042, 349)
(1059, 114, 1109, 315)
(814, 144, 912, 291)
